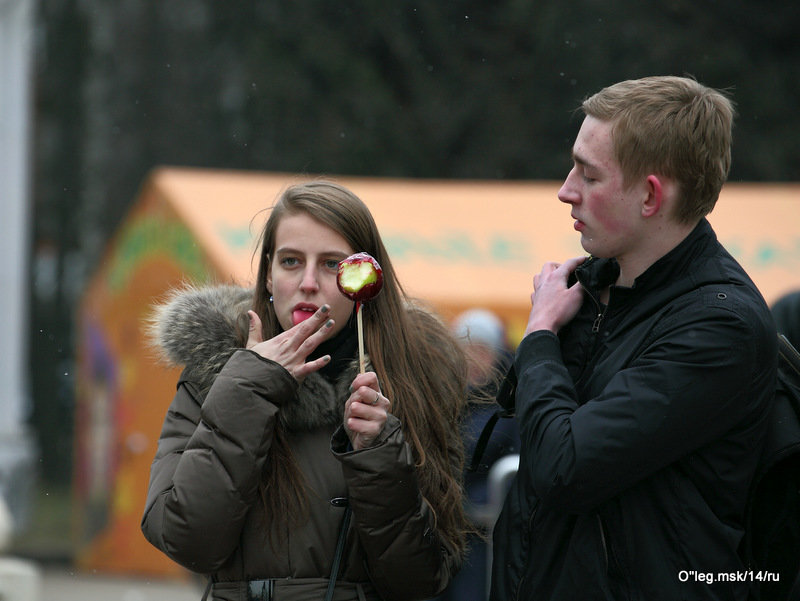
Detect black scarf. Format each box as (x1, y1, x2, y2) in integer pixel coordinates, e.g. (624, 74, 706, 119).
(308, 321, 359, 383)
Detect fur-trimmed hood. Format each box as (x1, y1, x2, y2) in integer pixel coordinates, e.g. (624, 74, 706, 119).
(147, 284, 356, 432)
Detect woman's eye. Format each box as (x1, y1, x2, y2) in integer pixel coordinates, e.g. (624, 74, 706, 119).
(280, 257, 299, 267)
(324, 259, 340, 270)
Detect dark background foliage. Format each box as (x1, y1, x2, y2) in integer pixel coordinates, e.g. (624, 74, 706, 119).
(29, 0, 800, 484)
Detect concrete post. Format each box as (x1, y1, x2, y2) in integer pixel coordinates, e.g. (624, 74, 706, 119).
(0, 0, 38, 534)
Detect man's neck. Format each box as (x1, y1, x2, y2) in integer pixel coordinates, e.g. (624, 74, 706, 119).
(615, 219, 699, 288)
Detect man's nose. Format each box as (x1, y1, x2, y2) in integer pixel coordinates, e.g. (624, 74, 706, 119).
(558, 169, 579, 204)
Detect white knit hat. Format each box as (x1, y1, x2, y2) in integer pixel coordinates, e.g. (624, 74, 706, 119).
(452, 308, 506, 351)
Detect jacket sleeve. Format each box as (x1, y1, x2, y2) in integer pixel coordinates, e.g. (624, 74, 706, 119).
(514, 302, 777, 514)
(141, 350, 297, 572)
(331, 416, 460, 601)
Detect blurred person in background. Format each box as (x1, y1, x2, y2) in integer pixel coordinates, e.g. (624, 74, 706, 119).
(141, 181, 472, 601)
(433, 309, 518, 601)
(490, 76, 778, 600)
(451, 309, 518, 506)
(772, 289, 800, 350)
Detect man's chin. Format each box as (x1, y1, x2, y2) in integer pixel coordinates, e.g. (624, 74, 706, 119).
(580, 239, 611, 259)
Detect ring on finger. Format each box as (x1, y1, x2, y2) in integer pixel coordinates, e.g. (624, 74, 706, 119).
(371, 392, 380, 406)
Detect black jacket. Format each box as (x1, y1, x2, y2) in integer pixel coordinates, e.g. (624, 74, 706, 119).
(491, 220, 778, 601)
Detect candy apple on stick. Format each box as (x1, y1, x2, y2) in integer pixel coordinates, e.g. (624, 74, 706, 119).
(337, 252, 383, 373)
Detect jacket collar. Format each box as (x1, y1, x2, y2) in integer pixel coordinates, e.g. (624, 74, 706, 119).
(149, 284, 356, 432)
(576, 218, 717, 298)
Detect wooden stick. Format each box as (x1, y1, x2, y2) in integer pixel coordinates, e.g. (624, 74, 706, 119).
(356, 301, 365, 373)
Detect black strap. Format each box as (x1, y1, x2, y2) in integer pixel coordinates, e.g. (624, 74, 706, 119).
(468, 366, 517, 473)
(325, 504, 352, 601)
(779, 333, 800, 378)
(199, 503, 352, 601)
(469, 409, 502, 473)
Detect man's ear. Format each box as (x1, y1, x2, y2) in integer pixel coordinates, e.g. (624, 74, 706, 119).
(642, 174, 664, 218)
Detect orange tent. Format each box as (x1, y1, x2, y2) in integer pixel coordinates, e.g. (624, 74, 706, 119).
(74, 167, 800, 577)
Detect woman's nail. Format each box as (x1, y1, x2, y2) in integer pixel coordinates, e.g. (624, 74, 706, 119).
(325, 319, 334, 328)
(321, 305, 330, 313)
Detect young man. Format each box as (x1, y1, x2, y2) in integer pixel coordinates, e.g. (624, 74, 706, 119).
(491, 76, 778, 600)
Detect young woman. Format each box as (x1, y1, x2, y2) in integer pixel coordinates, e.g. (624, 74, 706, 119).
(141, 181, 470, 601)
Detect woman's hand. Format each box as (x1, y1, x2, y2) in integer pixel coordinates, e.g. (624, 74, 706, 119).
(344, 371, 391, 450)
(246, 307, 334, 382)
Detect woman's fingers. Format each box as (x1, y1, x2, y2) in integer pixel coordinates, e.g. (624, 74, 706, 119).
(349, 371, 379, 392)
(293, 313, 335, 354)
(246, 305, 336, 381)
(346, 386, 390, 411)
(289, 305, 331, 341)
(292, 353, 332, 379)
(246, 311, 264, 349)
(343, 375, 391, 450)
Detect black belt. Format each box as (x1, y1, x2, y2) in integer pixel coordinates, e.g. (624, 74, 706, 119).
(247, 579, 275, 601)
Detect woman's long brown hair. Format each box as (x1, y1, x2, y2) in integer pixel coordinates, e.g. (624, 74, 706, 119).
(252, 180, 471, 556)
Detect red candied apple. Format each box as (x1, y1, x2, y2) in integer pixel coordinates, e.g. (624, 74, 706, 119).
(337, 252, 383, 302)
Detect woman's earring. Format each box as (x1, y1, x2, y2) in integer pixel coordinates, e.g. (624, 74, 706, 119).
(269, 296, 274, 303)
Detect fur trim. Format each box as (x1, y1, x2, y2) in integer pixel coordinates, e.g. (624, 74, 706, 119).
(285, 369, 354, 432)
(146, 284, 253, 389)
(146, 284, 354, 431)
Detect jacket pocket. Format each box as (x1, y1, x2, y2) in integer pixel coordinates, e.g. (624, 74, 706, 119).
(597, 512, 630, 598)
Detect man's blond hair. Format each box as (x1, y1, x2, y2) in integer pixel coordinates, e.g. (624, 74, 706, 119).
(582, 76, 735, 223)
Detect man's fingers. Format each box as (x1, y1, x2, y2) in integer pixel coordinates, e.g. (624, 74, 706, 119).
(560, 255, 588, 272)
(536, 256, 587, 289)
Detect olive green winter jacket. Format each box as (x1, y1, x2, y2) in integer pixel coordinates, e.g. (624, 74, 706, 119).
(141, 286, 461, 601)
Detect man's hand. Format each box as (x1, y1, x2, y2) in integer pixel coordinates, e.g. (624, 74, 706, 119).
(524, 256, 587, 336)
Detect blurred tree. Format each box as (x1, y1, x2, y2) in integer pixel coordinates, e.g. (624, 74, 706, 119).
(30, 0, 89, 485)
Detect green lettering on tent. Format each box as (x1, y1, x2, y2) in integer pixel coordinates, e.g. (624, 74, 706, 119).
(384, 232, 531, 265)
(218, 224, 254, 251)
(106, 217, 211, 291)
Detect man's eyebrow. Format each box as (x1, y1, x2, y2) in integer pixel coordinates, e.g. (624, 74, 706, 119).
(571, 149, 592, 168)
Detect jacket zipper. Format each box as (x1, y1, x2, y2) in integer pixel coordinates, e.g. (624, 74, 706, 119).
(584, 284, 608, 333)
(513, 505, 539, 600)
(592, 310, 605, 333)
(572, 284, 609, 389)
